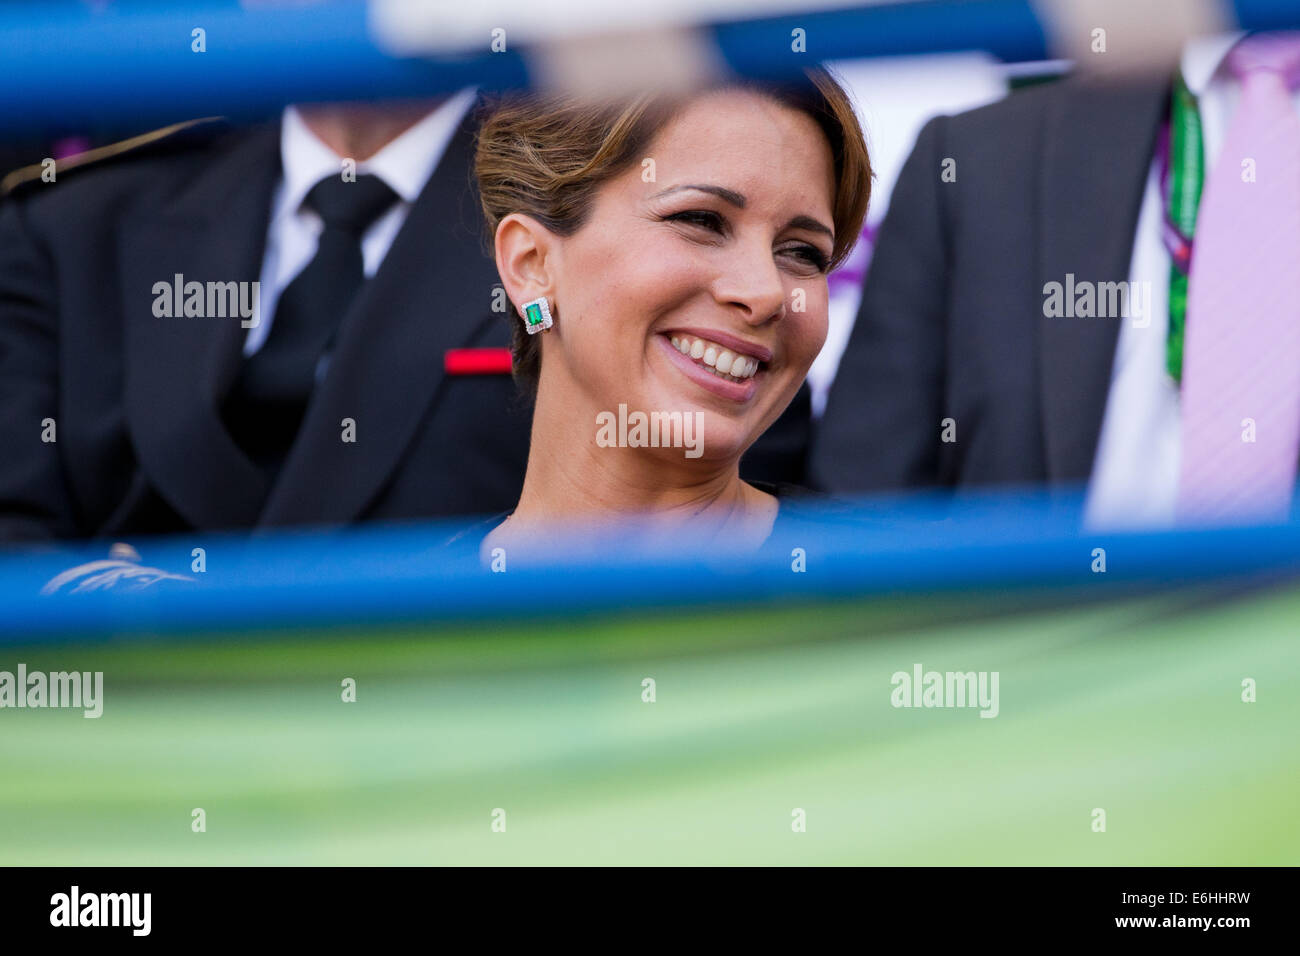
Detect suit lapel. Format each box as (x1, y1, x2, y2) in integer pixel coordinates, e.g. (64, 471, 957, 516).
(258, 115, 503, 527)
(119, 125, 280, 529)
(1037, 77, 1168, 482)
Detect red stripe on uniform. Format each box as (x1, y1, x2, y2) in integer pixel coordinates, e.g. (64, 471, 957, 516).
(444, 348, 513, 375)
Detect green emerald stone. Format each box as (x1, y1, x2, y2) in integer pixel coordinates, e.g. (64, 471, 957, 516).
(526, 303, 542, 326)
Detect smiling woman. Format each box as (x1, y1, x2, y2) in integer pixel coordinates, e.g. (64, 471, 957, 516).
(472, 69, 871, 554)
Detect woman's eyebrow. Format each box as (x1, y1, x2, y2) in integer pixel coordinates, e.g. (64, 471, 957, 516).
(650, 184, 747, 208)
(785, 215, 835, 240)
(652, 185, 833, 240)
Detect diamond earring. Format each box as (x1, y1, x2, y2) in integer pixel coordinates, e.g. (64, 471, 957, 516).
(519, 296, 553, 335)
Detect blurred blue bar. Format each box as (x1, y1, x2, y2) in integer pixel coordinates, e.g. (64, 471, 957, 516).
(3, 488, 1300, 642)
(1234, 0, 1300, 32)
(0, 0, 531, 132)
(3, 0, 1299, 135)
(713, 0, 1050, 78)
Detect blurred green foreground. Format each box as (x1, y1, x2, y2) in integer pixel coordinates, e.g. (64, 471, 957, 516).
(1, 583, 1296, 865)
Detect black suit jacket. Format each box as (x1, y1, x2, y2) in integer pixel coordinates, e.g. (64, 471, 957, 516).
(0, 111, 810, 542)
(810, 77, 1168, 495)
(0, 114, 534, 541)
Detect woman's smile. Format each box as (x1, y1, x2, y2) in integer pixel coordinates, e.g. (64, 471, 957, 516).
(655, 330, 769, 403)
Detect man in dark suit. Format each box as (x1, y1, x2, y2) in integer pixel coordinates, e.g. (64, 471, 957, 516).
(812, 33, 1300, 528)
(812, 74, 1163, 498)
(0, 92, 814, 543)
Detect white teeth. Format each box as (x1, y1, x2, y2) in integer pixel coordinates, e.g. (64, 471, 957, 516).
(665, 334, 762, 382)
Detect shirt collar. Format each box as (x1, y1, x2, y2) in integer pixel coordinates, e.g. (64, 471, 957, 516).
(1181, 32, 1247, 96)
(274, 87, 477, 223)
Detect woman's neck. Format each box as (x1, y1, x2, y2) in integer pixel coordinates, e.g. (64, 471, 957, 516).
(491, 385, 777, 551)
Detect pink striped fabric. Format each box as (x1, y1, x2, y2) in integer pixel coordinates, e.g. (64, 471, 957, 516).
(1176, 33, 1300, 524)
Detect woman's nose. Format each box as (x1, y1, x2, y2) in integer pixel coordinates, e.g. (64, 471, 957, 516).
(712, 242, 787, 325)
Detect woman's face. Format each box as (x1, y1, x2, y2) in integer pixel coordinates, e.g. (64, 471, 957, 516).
(542, 89, 837, 465)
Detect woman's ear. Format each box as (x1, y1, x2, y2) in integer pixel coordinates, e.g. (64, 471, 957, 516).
(494, 213, 556, 319)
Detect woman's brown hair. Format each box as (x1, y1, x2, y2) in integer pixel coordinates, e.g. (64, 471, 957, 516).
(474, 68, 872, 396)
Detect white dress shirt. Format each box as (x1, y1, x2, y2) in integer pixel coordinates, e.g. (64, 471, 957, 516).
(1084, 35, 1300, 530)
(812, 53, 1010, 418)
(243, 87, 478, 356)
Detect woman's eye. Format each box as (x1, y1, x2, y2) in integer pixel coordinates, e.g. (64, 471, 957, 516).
(664, 209, 726, 233)
(781, 244, 830, 273)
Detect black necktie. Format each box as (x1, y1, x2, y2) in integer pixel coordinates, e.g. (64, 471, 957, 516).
(225, 173, 399, 480)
